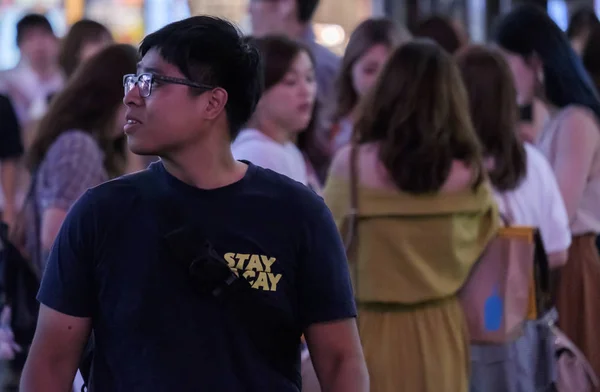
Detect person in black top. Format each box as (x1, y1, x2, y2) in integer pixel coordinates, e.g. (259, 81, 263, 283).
(0, 94, 24, 227)
(20, 16, 367, 392)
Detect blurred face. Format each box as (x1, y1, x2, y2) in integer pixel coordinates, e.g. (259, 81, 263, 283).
(123, 49, 215, 156)
(80, 35, 113, 63)
(248, 0, 295, 37)
(258, 51, 316, 134)
(499, 48, 538, 106)
(351, 44, 390, 98)
(19, 27, 58, 69)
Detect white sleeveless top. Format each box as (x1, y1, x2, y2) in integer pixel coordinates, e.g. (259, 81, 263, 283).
(535, 106, 600, 235)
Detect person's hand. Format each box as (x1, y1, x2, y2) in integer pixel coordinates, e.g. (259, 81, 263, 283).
(0, 307, 21, 360)
(0, 328, 22, 360)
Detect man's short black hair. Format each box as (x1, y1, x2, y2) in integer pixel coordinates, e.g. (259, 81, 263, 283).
(139, 16, 263, 139)
(296, 0, 320, 23)
(16, 13, 54, 46)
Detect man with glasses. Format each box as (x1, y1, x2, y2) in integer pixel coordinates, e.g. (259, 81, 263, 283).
(20, 16, 367, 392)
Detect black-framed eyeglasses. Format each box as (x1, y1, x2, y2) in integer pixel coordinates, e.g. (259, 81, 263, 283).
(123, 73, 214, 98)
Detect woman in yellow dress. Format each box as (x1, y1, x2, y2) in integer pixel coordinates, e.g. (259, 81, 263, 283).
(323, 40, 499, 391)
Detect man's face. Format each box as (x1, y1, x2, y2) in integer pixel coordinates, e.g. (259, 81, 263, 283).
(122, 49, 213, 156)
(248, 0, 296, 37)
(19, 27, 58, 69)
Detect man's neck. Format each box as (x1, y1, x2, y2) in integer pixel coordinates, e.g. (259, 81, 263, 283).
(161, 138, 247, 190)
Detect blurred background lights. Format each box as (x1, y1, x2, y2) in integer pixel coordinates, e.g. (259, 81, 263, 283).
(315, 23, 346, 48)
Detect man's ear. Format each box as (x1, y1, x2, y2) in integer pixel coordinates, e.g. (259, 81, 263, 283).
(202, 88, 228, 120)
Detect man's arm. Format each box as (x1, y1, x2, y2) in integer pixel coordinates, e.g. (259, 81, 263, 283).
(296, 198, 368, 391)
(305, 319, 368, 392)
(20, 305, 91, 392)
(20, 189, 98, 391)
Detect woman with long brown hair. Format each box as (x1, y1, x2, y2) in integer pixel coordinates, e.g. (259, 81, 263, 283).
(323, 40, 498, 391)
(25, 43, 137, 267)
(457, 45, 570, 392)
(328, 18, 410, 153)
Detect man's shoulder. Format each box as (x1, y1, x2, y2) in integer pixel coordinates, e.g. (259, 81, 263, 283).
(83, 168, 159, 212)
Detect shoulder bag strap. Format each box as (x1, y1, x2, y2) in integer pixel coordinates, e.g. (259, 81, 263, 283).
(345, 143, 360, 301)
(497, 192, 513, 227)
(344, 144, 359, 252)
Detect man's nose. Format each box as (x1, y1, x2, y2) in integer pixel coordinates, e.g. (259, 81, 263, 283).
(123, 84, 143, 107)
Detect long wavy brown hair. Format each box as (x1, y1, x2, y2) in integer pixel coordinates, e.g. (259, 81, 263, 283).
(355, 40, 484, 193)
(28, 44, 137, 178)
(332, 18, 410, 124)
(456, 45, 526, 191)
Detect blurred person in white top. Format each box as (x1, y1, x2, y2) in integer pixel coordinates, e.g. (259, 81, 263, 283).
(457, 45, 570, 392)
(28, 19, 114, 122)
(232, 35, 317, 187)
(0, 14, 62, 128)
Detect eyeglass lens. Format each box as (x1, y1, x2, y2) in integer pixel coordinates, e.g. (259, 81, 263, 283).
(124, 74, 152, 97)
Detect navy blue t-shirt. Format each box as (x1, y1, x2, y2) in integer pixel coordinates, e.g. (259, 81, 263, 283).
(38, 161, 356, 392)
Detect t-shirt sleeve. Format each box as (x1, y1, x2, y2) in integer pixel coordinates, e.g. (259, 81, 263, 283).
(537, 152, 572, 253)
(297, 200, 357, 328)
(37, 190, 97, 317)
(39, 132, 106, 211)
(0, 95, 23, 160)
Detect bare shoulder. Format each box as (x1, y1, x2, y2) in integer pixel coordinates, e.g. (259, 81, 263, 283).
(440, 160, 476, 193)
(559, 106, 600, 139)
(328, 144, 353, 178)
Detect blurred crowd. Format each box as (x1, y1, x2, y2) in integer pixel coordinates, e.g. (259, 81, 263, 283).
(0, 0, 600, 391)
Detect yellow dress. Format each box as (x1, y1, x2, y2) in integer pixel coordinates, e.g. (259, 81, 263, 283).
(323, 176, 499, 392)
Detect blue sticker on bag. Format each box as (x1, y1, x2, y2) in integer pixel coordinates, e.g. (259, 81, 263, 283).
(484, 286, 503, 331)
